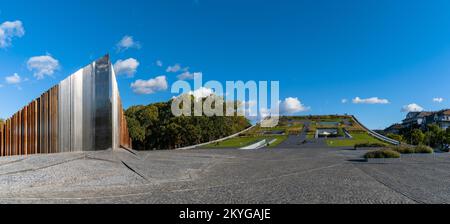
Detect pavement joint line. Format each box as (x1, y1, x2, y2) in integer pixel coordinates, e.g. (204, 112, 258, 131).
(85, 156, 120, 164)
(0, 162, 346, 201)
(2, 172, 133, 194)
(0, 156, 86, 177)
(0, 168, 200, 197)
(351, 163, 425, 204)
(0, 159, 26, 168)
(169, 163, 346, 193)
(218, 156, 340, 163)
(112, 148, 160, 182)
(120, 161, 149, 182)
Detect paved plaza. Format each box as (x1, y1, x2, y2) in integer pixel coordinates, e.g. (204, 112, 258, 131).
(0, 143, 449, 204)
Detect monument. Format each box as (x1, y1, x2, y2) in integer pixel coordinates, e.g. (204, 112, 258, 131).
(0, 55, 131, 157)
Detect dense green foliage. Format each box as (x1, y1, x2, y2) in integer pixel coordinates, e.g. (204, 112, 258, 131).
(446, 128, 450, 145)
(364, 144, 434, 159)
(125, 97, 251, 150)
(364, 149, 401, 159)
(401, 125, 449, 149)
(386, 145, 433, 154)
(390, 145, 416, 154)
(386, 133, 404, 142)
(410, 129, 425, 145)
(354, 142, 387, 149)
(414, 145, 434, 154)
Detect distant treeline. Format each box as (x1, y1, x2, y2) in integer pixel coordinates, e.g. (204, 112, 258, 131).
(125, 96, 251, 150)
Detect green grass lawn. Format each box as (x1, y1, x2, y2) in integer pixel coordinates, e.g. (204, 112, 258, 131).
(203, 136, 267, 148)
(245, 126, 287, 135)
(203, 134, 289, 149)
(306, 132, 315, 139)
(326, 133, 386, 147)
(202, 116, 376, 149)
(267, 135, 288, 148)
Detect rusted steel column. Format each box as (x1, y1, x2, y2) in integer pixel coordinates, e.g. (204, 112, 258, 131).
(0, 124, 3, 156)
(23, 106, 27, 155)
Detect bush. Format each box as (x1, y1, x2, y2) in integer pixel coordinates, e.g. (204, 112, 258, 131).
(386, 133, 404, 142)
(414, 145, 434, 154)
(364, 149, 401, 159)
(390, 145, 415, 154)
(354, 143, 387, 149)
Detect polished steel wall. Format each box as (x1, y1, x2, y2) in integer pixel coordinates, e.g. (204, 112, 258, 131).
(0, 55, 131, 157)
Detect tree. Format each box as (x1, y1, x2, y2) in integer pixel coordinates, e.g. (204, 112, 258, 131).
(386, 133, 404, 143)
(126, 117, 146, 149)
(0, 118, 4, 126)
(424, 124, 445, 147)
(124, 97, 251, 150)
(446, 128, 450, 144)
(410, 129, 425, 145)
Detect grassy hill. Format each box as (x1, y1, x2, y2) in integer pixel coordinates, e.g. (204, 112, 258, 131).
(204, 115, 387, 148)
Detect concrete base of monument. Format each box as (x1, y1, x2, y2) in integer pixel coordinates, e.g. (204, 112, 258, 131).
(0, 147, 449, 204)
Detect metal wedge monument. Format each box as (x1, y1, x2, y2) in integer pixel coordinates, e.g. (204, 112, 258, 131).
(0, 55, 131, 157)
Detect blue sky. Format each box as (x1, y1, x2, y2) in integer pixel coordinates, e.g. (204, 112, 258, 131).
(0, 0, 449, 129)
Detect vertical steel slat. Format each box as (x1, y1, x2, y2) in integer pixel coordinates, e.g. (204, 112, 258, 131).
(0, 55, 132, 157)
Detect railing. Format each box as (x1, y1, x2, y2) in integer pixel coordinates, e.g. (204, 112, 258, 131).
(240, 139, 268, 150)
(351, 115, 400, 145)
(175, 125, 257, 150)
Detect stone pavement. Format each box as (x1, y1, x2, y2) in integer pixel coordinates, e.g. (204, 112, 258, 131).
(0, 146, 449, 204)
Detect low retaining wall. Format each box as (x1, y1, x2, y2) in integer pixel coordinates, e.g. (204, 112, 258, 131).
(343, 129, 353, 138)
(175, 125, 257, 150)
(351, 116, 400, 145)
(240, 139, 268, 150)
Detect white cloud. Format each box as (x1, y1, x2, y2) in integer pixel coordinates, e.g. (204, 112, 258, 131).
(341, 99, 348, 104)
(27, 55, 60, 79)
(177, 71, 202, 80)
(156, 60, 163, 67)
(131, 75, 168, 94)
(166, 64, 182, 73)
(401, 103, 424, 112)
(188, 87, 214, 99)
(113, 58, 140, 77)
(280, 97, 310, 114)
(352, 97, 389, 104)
(0, 20, 25, 48)
(433, 97, 444, 103)
(5, 73, 21, 84)
(259, 108, 271, 119)
(116, 35, 140, 52)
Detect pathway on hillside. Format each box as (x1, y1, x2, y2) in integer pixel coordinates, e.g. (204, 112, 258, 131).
(275, 121, 328, 149)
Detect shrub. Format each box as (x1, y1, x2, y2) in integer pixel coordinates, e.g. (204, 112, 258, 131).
(386, 133, 404, 142)
(390, 145, 415, 154)
(414, 145, 434, 154)
(364, 149, 401, 159)
(354, 143, 387, 149)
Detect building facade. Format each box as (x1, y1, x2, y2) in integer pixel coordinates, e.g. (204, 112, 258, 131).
(0, 55, 131, 157)
(401, 112, 433, 129)
(401, 110, 450, 130)
(424, 109, 450, 130)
